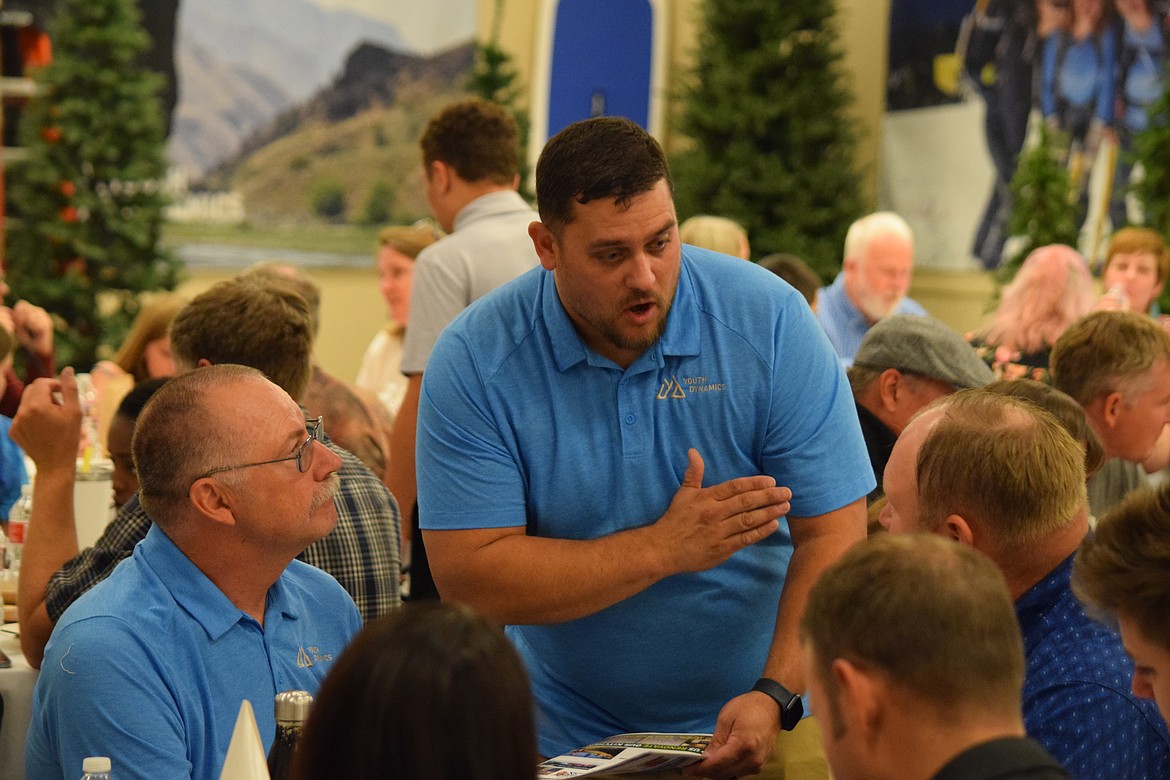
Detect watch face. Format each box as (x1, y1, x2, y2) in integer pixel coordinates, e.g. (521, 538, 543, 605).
(753, 678, 804, 730)
(781, 693, 804, 731)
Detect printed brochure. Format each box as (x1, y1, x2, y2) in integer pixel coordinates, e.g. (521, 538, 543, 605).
(537, 732, 713, 778)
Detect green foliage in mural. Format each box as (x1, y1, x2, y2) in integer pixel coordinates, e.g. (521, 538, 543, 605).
(999, 124, 1079, 286)
(311, 180, 347, 221)
(1129, 72, 1170, 314)
(360, 180, 396, 226)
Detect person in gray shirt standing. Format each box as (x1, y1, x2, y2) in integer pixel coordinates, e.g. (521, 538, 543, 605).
(387, 99, 540, 598)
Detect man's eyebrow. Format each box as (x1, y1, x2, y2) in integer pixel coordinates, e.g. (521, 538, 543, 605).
(586, 238, 627, 252)
(651, 219, 676, 237)
(584, 221, 676, 253)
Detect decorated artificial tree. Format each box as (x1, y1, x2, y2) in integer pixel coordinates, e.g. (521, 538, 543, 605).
(997, 124, 1079, 286)
(5, 0, 180, 370)
(671, 0, 867, 280)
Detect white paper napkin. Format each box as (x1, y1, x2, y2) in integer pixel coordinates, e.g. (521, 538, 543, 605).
(218, 700, 271, 780)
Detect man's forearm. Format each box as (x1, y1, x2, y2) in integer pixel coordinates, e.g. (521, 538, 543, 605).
(426, 450, 789, 625)
(761, 499, 867, 693)
(18, 467, 78, 667)
(424, 523, 676, 624)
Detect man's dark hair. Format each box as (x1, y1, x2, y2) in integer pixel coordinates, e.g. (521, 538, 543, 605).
(116, 377, 170, 424)
(759, 253, 821, 306)
(292, 602, 536, 780)
(535, 116, 672, 234)
(419, 99, 519, 185)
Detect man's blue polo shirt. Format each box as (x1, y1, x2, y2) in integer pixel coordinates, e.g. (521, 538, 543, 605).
(815, 272, 927, 365)
(418, 246, 873, 757)
(26, 524, 361, 780)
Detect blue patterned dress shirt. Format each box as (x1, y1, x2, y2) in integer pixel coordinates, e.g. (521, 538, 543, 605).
(1018, 554, 1170, 778)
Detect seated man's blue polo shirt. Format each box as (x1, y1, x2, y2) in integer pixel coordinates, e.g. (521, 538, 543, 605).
(26, 524, 361, 780)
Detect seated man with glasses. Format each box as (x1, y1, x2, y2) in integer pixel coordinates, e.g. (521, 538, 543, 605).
(25, 365, 362, 780)
(12, 275, 402, 669)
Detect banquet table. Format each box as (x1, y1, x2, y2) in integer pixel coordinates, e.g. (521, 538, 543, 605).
(0, 628, 36, 780)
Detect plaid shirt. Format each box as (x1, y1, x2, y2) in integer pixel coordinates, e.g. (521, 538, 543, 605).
(45, 439, 402, 622)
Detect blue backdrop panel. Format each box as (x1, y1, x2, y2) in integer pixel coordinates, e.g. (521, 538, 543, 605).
(547, 0, 654, 137)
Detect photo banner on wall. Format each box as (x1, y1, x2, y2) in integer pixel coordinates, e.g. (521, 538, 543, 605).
(165, 0, 476, 230)
(883, 0, 1169, 271)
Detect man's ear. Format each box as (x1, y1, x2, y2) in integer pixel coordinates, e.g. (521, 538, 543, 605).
(428, 160, 452, 193)
(876, 369, 903, 413)
(196, 358, 213, 369)
(833, 658, 885, 748)
(529, 221, 560, 271)
(942, 513, 975, 547)
(189, 478, 236, 528)
(1100, 390, 1125, 429)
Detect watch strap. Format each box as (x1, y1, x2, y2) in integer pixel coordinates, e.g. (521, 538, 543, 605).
(751, 677, 803, 731)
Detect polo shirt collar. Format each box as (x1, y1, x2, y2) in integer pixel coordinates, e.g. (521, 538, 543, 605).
(137, 523, 298, 641)
(541, 252, 701, 373)
(453, 189, 532, 232)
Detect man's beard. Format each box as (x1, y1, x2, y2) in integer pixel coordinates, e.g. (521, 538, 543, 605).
(857, 292, 902, 322)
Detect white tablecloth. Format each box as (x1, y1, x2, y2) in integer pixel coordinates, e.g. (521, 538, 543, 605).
(0, 630, 36, 779)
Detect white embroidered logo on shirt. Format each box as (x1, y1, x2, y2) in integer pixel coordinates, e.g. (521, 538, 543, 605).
(657, 376, 687, 399)
(658, 375, 727, 399)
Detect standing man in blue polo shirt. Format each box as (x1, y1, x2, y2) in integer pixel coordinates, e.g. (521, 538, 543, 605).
(26, 365, 361, 779)
(418, 117, 872, 779)
(815, 211, 927, 366)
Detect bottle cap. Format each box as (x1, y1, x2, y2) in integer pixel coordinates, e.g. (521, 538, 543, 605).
(273, 690, 314, 723)
(83, 756, 112, 773)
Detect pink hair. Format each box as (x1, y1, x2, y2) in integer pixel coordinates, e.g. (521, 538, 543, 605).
(979, 245, 1096, 354)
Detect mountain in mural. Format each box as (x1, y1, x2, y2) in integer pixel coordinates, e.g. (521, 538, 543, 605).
(227, 40, 477, 166)
(204, 40, 476, 226)
(168, 0, 409, 176)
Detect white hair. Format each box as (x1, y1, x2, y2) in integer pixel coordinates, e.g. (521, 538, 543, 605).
(844, 212, 914, 264)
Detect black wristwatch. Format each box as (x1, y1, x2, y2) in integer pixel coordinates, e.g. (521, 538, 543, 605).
(751, 677, 803, 731)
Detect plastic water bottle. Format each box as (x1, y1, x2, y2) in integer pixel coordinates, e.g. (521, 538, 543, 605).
(7, 484, 31, 574)
(267, 690, 313, 780)
(80, 756, 112, 779)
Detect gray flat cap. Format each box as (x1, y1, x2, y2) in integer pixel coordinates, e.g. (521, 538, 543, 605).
(853, 314, 994, 389)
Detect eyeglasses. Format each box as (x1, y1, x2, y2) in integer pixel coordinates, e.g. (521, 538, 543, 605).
(195, 417, 324, 481)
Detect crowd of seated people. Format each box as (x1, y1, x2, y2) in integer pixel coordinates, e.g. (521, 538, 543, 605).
(10, 93, 1170, 780)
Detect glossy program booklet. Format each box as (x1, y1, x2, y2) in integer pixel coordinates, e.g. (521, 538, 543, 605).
(537, 732, 712, 778)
